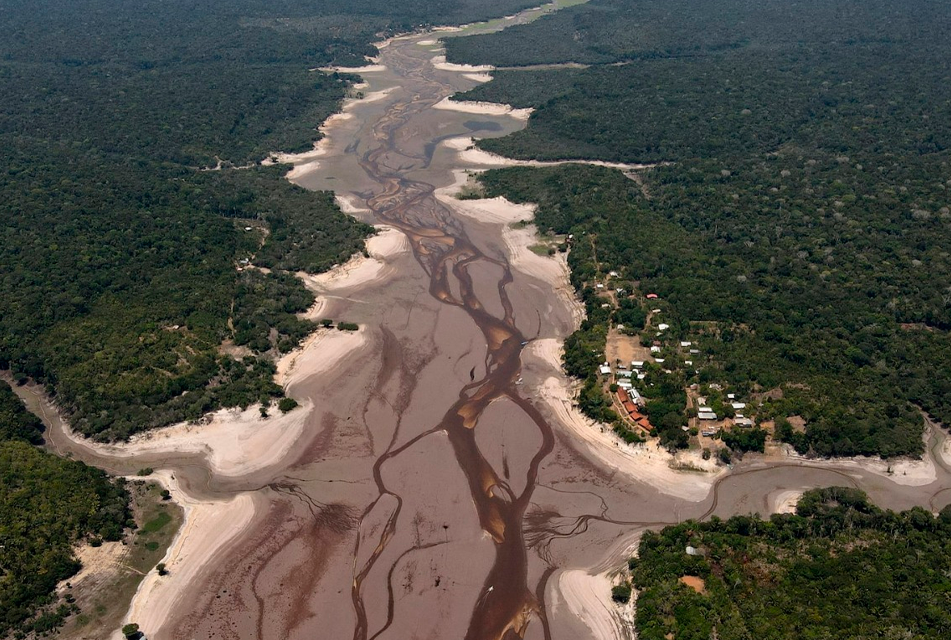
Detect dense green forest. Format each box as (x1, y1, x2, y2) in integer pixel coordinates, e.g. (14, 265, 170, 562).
(630, 487, 951, 639)
(0, 384, 131, 636)
(0, 0, 537, 440)
(456, 0, 951, 457)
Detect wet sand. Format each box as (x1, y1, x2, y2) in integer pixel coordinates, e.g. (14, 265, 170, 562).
(23, 7, 951, 640)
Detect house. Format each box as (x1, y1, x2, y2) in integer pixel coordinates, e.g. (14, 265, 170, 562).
(680, 341, 692, 347)
(631, 360, 645, 369)
(617, 369, 633, 378)
(658, 323, 670, 331)
(698, 412, 719, 421)
(596, 283, 604, 289)
(689, 348, 700, 355)
(727, 393, 735, 400)
(650, 346, 661, 353)
(654, 358, 665, 364)
(731, 402, 746, 410)
(599, 365, 612, 376)
(685, 360, 693, 366)
(701, 429, 717, 437)
(734, 417, 754, 427)
(628, 388, 645, 406)
(618, 379, 633, 390)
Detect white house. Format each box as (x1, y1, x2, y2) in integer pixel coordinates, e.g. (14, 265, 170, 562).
(631, 360, 645, 369)
(680, 341, 692, 347)
(658, 323, 670, 331)
(599, 365, 612, 376)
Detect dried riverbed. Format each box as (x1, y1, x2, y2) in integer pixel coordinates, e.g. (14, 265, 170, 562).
(24, 6, 951, 640)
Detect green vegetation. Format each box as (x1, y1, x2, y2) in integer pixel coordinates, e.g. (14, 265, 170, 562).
(0, 384, 131, 636)
(630, 487, 951, 640)
(456, 0, 951, 457)
(278, 397, 300, 414)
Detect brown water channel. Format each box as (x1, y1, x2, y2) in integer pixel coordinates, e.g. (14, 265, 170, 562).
(22, 10, 951, 640)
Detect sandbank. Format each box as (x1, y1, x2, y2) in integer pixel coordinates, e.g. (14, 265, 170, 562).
(556, 570, 625, 640)
(770, 489, 804, 514)
(781, 437, 938, 487)
(117, 470, 257, 640)
(297, 225, 410, 303)
(433, 97, 533, 120)
(430, 55, 495, 74)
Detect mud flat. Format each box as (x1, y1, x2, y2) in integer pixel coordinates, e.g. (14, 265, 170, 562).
(23, 3, 951, 640)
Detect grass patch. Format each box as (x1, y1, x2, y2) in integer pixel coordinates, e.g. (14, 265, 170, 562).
(140, 510, 172, 535)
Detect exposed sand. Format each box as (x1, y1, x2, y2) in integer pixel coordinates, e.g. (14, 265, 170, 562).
(335, 193, 372, 215)
(297, 225, 411, 309)
(61, 541, 128, 593)
(526, 339, 724, 502)
(463, 72, 493, 83)
(433, 97, 534, 120)
(431, 55, 495, 74)
(770, 489, 804, 514)
(358, 87, 397, 103)
(319, 64, 387, 74)
(117, 470, 258, 640)
(556, 570, 625, 640)
(781, 437, 938, 487)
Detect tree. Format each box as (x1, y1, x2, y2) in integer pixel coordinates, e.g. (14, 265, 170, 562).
(122, 623, 141, 639)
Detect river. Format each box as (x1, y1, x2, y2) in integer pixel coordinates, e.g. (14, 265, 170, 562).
(21, 5, 951, 640)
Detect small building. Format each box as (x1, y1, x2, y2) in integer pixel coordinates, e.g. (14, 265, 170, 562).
(646, 293, 659, 300)
(618, 379, 633, 390)
(698, 412, 719, 421)
(599, 365, 612, 376)
(609, 271, 619, 277)
(731, 402, 747, 410)
(596, 283, 604, 289)
(701, 429, 717, 437)
(689, 348, 700, 355)
(628, 388, 645, 406)
(658, 323, 670, 331)
(685, 360, 693, 366)
(617, 369, 633, 378)
(650, 346, 661, 353)
(637, 373, 647, 380)
(631, 360, 645, 369)
(680, 341, 692, 347)
(654, 358, 665, 364)
(727, 393, 736, 400)
(734, 417, 754, 427)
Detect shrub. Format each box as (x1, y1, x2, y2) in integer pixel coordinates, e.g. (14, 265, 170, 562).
(278, 397, 299, 413)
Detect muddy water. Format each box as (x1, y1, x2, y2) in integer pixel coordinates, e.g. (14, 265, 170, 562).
(28, 11, 951, 640)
